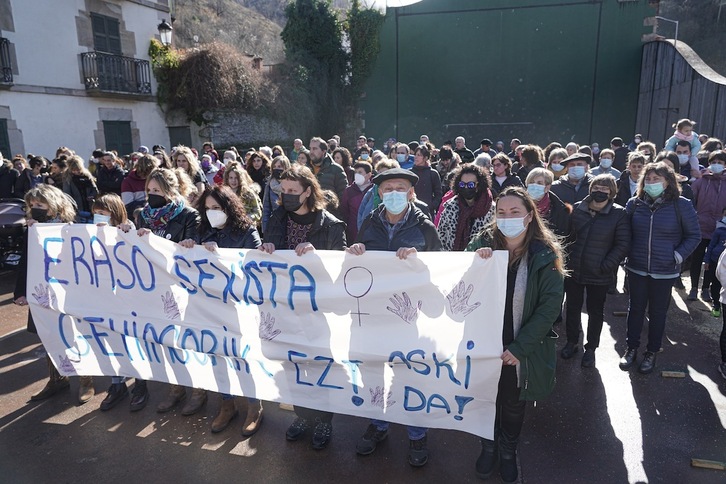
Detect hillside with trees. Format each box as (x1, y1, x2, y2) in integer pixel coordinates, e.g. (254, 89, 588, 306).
(659, 0, 726, 75)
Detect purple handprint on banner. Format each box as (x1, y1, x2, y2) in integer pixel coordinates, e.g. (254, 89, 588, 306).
(386, 292, 422, 324)
(445, 280, 481, 316)
(370, 386, 396, 409)
(32, 283, 57, 309)
(258, 311, 281, 341)
(161, 291, 181, 320)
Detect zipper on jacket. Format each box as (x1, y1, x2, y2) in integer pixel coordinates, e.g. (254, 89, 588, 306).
(647, 209, 654, 272)
(524, 359, 529, 390)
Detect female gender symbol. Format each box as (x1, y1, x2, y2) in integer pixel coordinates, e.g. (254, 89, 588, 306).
(344, 266, 374, 326)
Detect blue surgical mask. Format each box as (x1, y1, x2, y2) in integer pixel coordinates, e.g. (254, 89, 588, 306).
(381, 190, 409, 215)
(710, 163, 725, 174)
(93, 213, 111, 225)
(550, 163, 564, 172)
(497, 216, 528, 238)
(360, 153, 370, 161)
(677, 154, 690, 166)
(568, 166, 586, 180)
(644, 182, 665, 198)
(527, 183, 546, 201)
(599, 158, 613, 169)
(396, 154, 407, 164)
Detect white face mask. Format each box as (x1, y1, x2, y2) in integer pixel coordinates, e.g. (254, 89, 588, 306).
(206, 209, 228, 229)
(497, 216, 528, 238)
(354, 173, 367, 186)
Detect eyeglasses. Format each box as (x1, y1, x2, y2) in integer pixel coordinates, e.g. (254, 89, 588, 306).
(458, 181, 477, 189)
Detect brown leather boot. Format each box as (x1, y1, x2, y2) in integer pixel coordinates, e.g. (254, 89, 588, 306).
(211, 398, 238, 433)
(30, 356, 70, 401)
(181, 388, 207, 416)
(242, 399, 264, 436)
(156, 384, 186, 413)
(78, 376, 95, 404)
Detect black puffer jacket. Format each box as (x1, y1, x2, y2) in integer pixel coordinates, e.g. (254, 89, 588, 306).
(138, 205, 200, 243)
(264, 207, 346, 250)
(357, 203, 442, 251)
(197, 224, 261, 250)
(566, 197, 630, 285)
(96, 164, 126, 195)
(551, 173, 594, 206)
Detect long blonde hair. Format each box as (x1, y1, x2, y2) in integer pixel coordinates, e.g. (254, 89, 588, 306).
(489, 186, 567, 274)
(173, 145, 202, 180)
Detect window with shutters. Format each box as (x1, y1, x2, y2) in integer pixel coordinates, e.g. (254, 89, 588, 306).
(91, 13, 122, 55)
(103, 121, 133, 156)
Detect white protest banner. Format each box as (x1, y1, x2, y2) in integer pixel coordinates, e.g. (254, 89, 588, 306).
(27, 224, 507, 438)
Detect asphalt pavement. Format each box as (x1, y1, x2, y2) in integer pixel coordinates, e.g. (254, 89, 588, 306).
(1, 268, 725, 483)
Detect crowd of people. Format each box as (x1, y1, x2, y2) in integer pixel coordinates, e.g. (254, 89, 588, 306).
(3, 119, 726, 482)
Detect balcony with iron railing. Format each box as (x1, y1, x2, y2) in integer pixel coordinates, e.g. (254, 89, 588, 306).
(80, 51, 152, 96)
(1, 37, 12, 85)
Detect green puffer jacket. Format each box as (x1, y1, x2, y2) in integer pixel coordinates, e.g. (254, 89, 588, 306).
(466, 233, 564, 401)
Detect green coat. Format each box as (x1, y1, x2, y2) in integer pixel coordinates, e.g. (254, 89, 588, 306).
(466, 234, 564, 401)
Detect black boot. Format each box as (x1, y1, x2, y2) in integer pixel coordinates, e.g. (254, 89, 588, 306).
(475, 438, 497, 479)
(499, 449, 518, 483)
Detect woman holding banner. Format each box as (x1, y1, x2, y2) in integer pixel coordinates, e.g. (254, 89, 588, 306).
(467, 186, 565, 483)
(14, 184, 79, 401)
(121, 167, 201, 413)
(259, 164, 346, 450)
(179, 185, 264, 435)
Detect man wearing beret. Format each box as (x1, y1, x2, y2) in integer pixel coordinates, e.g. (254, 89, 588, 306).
(346, 167, 442, 467)
(550, 152, 595, 205)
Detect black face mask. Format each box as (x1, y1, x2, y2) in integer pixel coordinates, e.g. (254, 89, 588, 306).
(147, 193, 168, 209)
(590, 192, 610, 203)
(272, 169, 283, 180)
(282, 193, 304, 212)
(31, 207, 49, 222)
(459, 188, 478, 200)
(591, 191, 609, 203)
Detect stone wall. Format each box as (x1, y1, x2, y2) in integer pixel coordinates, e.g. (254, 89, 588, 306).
(204, 110, 291, 147)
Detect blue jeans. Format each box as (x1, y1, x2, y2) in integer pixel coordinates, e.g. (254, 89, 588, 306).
(626, 271, 676, 353)
(371, 419, 427, 440)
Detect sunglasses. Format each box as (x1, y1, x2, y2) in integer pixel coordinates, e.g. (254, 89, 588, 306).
(458, 181, 477, 189)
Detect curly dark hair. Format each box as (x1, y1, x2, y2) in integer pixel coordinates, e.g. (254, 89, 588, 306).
(451, 163, 491, 195)
(245, 150, 271, 178)
(333, 147, 353, 167)
(195, 185, 254, 235)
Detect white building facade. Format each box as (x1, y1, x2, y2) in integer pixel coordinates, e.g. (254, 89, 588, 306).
(0, 0, 191, 161)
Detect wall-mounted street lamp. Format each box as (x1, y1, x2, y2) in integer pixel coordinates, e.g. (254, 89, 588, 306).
(157, 19, 173, 47)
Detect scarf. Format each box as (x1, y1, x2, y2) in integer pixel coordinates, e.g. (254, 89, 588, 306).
(453, 189, 493, 251)
(269, 178, 282, 195)
(674, 130, 694, 143)
(511, 252, 529, 386)
(141, 198, 185, 230)
(536, 193, 552, 218)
